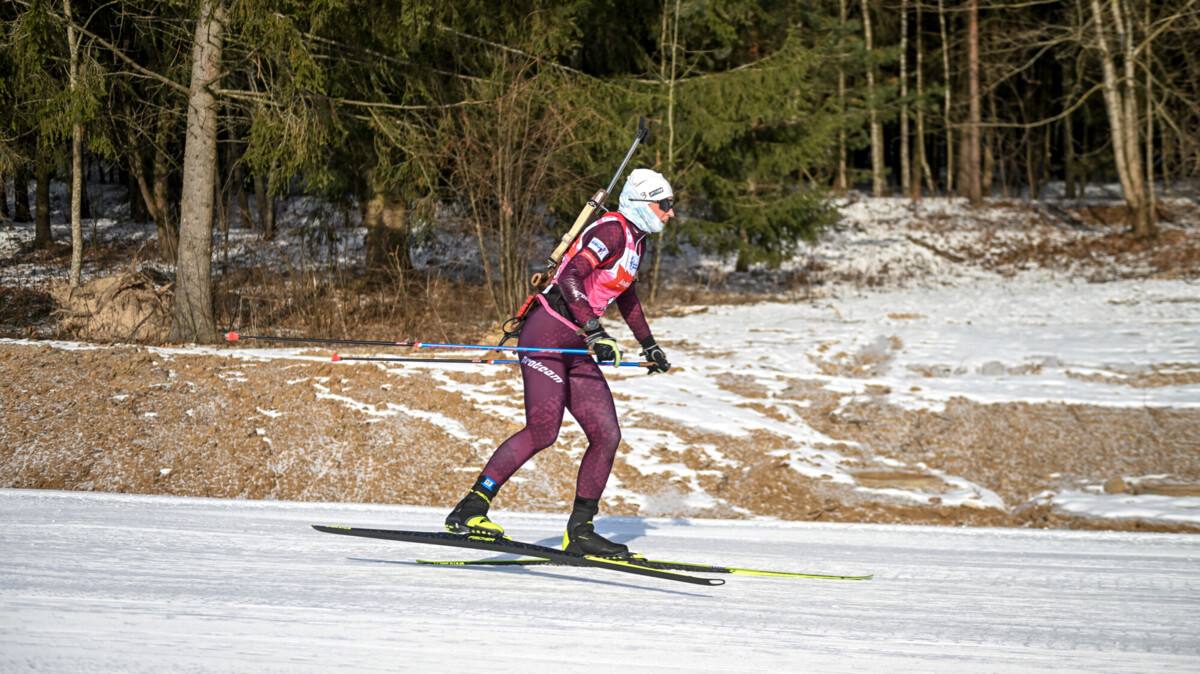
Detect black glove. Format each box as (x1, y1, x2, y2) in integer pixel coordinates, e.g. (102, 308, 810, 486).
(639, 337, 670, 374)
(583, 319, 622, 365)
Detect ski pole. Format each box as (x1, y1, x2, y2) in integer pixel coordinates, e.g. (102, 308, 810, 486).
(225, 331, 593, 356)
(330, 354, 652, 368)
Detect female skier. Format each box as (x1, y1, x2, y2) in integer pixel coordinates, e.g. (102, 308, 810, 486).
(444, 168, 675, 558)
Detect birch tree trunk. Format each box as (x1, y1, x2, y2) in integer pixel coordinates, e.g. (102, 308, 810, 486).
(65, 0, 84, 287)
(1089, 0, 1153, 236)
(1114, 0, 1149, 231)
(938, 0, 954, 193)
(915, 0, 934, 196)
(861, 0, 886, 195)
(650, 0, 680, 303)
(836, 0, 849, 192)
(983, 87, 996, 194)
(900, 0, 911, 196)
(1143, 0, 1155, 216)
(966, 0, 983, 206)
(172, 0, 226, 343)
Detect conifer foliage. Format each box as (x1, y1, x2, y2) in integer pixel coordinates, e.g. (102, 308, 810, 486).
(1, 1, 1197, 337)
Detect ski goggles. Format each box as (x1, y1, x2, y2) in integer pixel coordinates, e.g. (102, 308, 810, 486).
(633, 196, 675, 211)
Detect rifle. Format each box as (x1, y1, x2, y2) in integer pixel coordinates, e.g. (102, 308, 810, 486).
(499, 117, 649, 344)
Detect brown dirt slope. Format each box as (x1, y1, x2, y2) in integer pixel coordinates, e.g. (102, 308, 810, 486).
(2, 342, 1197, 533)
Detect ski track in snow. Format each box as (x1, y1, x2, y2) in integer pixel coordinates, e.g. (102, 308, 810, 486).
(1, 489, 1198, 673)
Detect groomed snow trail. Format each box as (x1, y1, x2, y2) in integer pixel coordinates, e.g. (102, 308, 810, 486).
(1, 489, 1197, 673)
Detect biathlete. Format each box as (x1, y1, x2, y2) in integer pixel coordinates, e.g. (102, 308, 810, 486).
(445, 168, 676, 558)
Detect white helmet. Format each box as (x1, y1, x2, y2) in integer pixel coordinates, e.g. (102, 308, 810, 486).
(618, 168, 673, 234)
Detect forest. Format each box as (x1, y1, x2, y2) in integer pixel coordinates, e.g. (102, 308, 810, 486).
(2, 0, 1198, 343)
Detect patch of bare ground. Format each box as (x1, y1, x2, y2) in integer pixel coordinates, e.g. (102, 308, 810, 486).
(3, 342, 1197, 533)
(809, 336, 903, 378)
(1065, 363, 1200, 388)
(0, 286, 56, 336)
(669, 337, 736, 360)
(777, 377, 1200, 531)
(654, 277, 818, 307)
(922, 206, 1200, 280)
(606, 410, 1005, 526)
(714, 373, 774, 398)
(995, 227, 1200, 279)
(0, 340, 614, 521)
(51, 270, 173, 343)
(0, 343, 513, 509)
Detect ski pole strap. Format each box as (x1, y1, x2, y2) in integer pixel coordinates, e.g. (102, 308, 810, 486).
(499, 292, 541, 345)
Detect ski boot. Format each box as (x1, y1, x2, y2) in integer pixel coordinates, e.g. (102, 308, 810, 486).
(445, 477, 504, 538)
(562, 496, 629, 559)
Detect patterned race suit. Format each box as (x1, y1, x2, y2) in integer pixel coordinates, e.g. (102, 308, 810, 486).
(480, 212, 654, 500)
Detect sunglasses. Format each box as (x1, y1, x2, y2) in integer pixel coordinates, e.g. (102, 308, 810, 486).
(633, 197, 675, 211)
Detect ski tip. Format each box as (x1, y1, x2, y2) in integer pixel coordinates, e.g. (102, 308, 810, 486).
(313, 524, 352, 532)
(224, 330, 239, 342)
(330, 353, 341, 362)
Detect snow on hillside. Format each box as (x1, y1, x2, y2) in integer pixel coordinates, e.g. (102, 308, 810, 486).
(2, 489, 1197, 673)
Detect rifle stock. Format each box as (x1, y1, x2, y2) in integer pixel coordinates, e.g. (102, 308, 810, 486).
(530, 188, 607, 289)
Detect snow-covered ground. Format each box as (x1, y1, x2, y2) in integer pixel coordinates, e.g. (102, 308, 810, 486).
(1, 489, 1197, 673)
(2, 271, 1197, 525)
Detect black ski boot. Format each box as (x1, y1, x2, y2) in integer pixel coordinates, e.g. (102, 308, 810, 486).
(562, 496, 629, 558)
(445, 477, 504, 537)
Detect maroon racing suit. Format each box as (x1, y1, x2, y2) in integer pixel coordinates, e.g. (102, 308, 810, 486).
(479, 212, 653, 500)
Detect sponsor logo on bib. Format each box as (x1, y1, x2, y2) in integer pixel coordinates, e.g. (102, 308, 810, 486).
(587, 238, 609, 260)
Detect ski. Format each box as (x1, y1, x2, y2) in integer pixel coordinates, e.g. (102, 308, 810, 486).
(312, 525, 724, 587)
(415, 556, 873, 581)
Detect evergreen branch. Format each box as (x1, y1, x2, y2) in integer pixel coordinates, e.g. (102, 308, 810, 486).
(300, 32, 487, 83)
(435, 23, 592, 78)
(16, 0, 190, 95)
(436, 22, 799, 89)
(212, 88, 494, 111)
